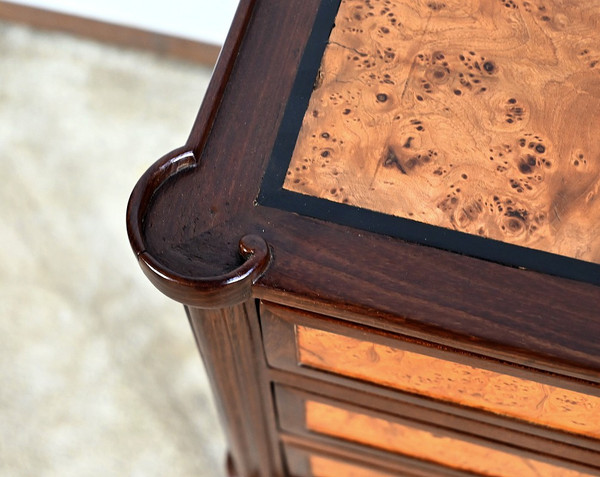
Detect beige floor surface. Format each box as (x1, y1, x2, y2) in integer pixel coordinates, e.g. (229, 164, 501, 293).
(0, 21, 226, 477)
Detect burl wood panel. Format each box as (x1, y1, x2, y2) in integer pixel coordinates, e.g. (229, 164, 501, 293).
(284, 0, 600, 263)
(305, 400, 595, 477)
(297, 326, 600, 438)
(310, 455, 394, 477)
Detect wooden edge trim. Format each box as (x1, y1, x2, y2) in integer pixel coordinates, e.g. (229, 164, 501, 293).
(0, 0, 221, 65)
(125, 0, 266, 308)
(126, 147, 271, 308)
(186, 0, 258, 154)
(126, 148, 197, 256)
(137, 233, 271, 308)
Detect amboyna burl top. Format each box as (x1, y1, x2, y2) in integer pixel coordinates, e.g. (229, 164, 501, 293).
(284, 0, 600, 264)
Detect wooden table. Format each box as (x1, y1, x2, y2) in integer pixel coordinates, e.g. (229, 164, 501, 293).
(127, 1, 600, 475)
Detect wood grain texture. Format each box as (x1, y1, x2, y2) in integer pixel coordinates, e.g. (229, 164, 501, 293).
(310, 455, 394, 477)
(137, 0, 600, 384)
(305, 400, 597, 477)
(298, 325, 600, 438)
(284, 0, 600, 264)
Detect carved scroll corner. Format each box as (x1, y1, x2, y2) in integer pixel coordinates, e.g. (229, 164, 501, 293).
(136, 232, 272, 310)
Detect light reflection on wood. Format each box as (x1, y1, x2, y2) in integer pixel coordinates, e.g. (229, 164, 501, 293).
(297, 325, 600, 438)
(306, 400, 595, 477)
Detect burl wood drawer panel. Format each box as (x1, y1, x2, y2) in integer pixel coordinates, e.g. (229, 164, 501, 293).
(276, 386, 600, 477)
(307, 456, 392, 477)
(261, 302, 600, 441)
(298, 326, 600, 438)
(284, 444, 397, 477)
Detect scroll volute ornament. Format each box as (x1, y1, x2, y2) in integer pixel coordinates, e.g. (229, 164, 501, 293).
(126, 147, 271, 309)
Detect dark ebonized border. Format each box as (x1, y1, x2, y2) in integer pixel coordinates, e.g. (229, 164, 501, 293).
(258, 0, 600, 287)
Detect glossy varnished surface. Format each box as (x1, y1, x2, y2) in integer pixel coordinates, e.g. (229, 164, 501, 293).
(298, 325, 600, 438)
(284, 0, 600, 264)
(305, 400, 596, 477)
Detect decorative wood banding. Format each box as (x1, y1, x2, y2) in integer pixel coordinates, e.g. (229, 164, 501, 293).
(310, 455, 395, 477)
(297, 325, 600, 438)
(305, 400, 596, 477)
(284, 0, 600, 264)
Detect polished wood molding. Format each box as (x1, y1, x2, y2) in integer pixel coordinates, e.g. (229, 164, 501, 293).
(125, 0, 269, 308)
(186, 0, 257, 156)
(284, 0, 600, 264)
(0, 0, 221, 65)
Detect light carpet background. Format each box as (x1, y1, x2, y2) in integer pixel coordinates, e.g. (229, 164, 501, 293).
(0, 21, 226, 476)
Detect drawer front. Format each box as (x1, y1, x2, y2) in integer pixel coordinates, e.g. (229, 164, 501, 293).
(297, 325, 600, 438)
(284, 444, 397, 477)
(308, 456, 392, 477)
(276, 385, 600, 477)
(262, 302, 600, 440)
